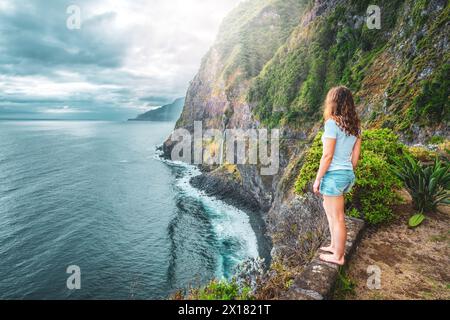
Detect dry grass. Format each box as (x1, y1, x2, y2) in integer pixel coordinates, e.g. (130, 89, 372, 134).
(253, 260, 300, 300)
(337, 193, 450, 300)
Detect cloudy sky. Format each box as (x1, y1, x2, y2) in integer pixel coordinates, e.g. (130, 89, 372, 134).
(0, 0, 241, 120)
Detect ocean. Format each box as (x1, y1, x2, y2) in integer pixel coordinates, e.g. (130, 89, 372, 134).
(0, 120, 267, 299)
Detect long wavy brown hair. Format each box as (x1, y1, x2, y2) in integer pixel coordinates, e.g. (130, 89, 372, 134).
(323, 86, 361, 137)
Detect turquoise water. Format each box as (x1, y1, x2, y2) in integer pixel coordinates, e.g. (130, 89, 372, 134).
(0, 120, 262, 299)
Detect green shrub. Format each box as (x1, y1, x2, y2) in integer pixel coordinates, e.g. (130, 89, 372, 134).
(359, 128, 407, 163)
(409, 146, 438, 162)
(294, 129, 406, 224)
(349, 150, 401, 224)
(294, 132, 324, 194)
(391, 154, 450, 213)
(188, 279, 253, 300)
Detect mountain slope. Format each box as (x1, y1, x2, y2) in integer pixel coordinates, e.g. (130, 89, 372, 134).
(130, 98, 185, 122)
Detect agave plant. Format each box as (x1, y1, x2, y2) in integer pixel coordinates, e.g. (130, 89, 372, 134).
(391, 154, 450, 214)
(408, 213, 426, 228)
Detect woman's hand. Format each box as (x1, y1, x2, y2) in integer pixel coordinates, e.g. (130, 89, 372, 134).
(313, 179, 321, 195)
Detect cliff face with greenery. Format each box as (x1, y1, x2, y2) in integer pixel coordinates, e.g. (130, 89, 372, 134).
(171, 0, 448, 137)
(174, 0, 309, 132)
(165, 0, 449, 297)
(167, 0, 314, 210)
(249, 0, 449, 139)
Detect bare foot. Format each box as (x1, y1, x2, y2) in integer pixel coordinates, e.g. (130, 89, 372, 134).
(319, 253, 345, 266)
(320, 245, 335, 253)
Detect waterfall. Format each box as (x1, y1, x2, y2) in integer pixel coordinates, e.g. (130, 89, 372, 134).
(219, 129, 226, 165)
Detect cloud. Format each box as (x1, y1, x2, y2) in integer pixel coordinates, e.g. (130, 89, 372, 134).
(0, 0, 242, 119)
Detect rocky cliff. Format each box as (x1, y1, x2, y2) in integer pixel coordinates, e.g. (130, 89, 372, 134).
(163, 0, 449, 292)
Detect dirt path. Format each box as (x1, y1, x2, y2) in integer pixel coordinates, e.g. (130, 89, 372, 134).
(337, 199, 449, 300)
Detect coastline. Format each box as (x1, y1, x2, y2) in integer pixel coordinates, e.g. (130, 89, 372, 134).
(189, 170, 273, 267)
(155, 147, 272, 279)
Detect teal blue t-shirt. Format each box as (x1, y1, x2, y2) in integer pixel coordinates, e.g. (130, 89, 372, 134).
(321, 119, 357, 172)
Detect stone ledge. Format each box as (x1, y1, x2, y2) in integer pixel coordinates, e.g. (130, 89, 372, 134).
(282, 216, 365, 300)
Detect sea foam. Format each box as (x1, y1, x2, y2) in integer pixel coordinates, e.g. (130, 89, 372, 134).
(154, 149, 258, 279)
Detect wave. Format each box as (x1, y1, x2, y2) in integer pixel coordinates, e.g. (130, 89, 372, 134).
(154, 149, 258, 279)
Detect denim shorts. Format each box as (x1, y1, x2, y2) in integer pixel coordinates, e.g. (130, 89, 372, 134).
(320, 170, 356, 196)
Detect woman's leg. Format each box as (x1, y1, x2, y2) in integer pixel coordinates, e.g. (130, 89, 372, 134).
(320, 195, 346, 265)
(320, 199, 335, 253)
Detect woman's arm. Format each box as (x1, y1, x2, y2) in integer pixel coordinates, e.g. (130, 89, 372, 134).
(351, 138, 362, 170)
(313, 138, 336, 194)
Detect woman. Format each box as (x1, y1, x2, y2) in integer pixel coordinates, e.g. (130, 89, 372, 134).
(313, 86, 362, 266)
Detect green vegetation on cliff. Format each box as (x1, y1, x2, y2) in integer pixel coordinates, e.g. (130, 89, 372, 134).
(248, 0, 449, 136)
(173, 279, 253, 300)
(214, 0, 310, 97)
(411, 63, 450, 126)
(295, 129, 407, 224)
